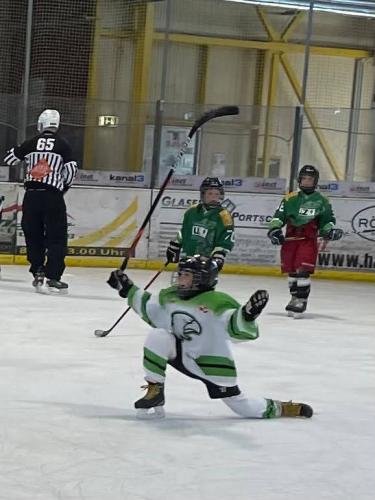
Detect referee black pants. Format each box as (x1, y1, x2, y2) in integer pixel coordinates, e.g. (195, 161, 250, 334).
(21, 190, 68, 281)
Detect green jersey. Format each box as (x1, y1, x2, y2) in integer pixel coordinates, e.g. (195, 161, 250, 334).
(176, 203, 235, 258)
(269, 190, 336, 239)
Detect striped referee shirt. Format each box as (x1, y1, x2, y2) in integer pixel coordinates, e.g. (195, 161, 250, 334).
(3, 130, 77, 192)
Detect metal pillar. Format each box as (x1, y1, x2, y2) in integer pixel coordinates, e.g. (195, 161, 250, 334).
(289, 0, 314, 192)
(19, 0, 33, 144)
(345, 58, 364, 181)
(150, 0, 171, 188)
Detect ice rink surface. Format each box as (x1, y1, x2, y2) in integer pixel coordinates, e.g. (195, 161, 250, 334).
(1, 264, 374, 500)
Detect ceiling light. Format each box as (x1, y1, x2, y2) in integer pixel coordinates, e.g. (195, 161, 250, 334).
(224, 0, 375, 18)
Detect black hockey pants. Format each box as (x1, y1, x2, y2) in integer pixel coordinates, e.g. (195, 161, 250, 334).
(21, 189, 68, 281)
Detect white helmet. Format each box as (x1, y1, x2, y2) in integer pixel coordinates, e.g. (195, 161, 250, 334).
(37, 109, 60, 132)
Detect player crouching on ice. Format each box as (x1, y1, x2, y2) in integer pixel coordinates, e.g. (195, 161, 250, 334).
(107, 255, 313, 420)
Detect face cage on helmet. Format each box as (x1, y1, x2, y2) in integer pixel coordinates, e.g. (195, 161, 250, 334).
(298, 173, 318, 193)
(200, 187, 225, 208)
(173, 269, 216, 298)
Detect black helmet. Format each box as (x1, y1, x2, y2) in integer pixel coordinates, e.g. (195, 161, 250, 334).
(200, 177, 224, 208)
(176, 255, 219, 299)
(298, 165, 319, 194)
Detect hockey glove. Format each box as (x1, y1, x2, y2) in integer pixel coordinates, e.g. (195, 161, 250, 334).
(324, 228, 343, 241)
(211, 251, 226, 271)
(166, 240, 181, 264)
(242, 290, 269, 321)
(107, 270, 134, 298)
(267, 228, 285, 245)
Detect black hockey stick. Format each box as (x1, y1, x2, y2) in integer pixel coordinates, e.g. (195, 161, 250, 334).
(96, 106, 238, 338)
(118, 105, 239, 272)
(94, 262, 169, 337)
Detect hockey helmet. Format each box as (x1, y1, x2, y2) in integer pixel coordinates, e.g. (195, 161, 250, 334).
(200, 177, 224, 208)
(176, 255, 219, 299)
(298, 165, 319, 194)
(37, 109, 60, 132)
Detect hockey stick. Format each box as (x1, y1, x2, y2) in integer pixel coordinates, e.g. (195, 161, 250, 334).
(96, 106, 238, 338)
(285, 236, 333, 251)
(94, 262, 168, 337)
(119, 105, 239, 272)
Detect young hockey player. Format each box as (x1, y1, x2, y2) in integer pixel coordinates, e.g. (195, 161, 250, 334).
(107, 255, 313, 419)
(165, 177, 234, 270)
(267, 165, 343, 317)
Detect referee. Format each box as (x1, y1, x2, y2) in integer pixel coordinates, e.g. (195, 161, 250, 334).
(3, 109, 77, 291)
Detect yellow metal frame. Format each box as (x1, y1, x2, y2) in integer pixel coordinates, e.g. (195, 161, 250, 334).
(127, 2, 155, 171)
(197, 45, 209, 105)
(152, 32, 371, 59)
(279, 54, 342, 179)
(83, 0, 100, 169)
(262, 51, 279, 176)
(257, 8, 344, 180)
(84, 5, 371, 176)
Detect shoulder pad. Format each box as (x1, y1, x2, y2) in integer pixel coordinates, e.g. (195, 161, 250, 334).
(284, 191, 298, 200)
(219, 209, 233, 226)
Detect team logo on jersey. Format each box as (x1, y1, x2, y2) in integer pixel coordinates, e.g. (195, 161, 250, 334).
(171, 311, 202, 341)
(299, 207, 316, 216)
(192, 225, 208, 238)
(30, 159, 52, 180)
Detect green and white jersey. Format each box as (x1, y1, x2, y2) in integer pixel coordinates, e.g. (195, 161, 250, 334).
(128, 285, 258, 387)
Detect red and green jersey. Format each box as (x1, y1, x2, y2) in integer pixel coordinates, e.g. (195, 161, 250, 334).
(269, 190, 336, 239)
(176, 203, 234, 257)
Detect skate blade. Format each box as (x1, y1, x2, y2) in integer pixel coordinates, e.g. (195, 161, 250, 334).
(34, 284, 48, 294)
(46, 286, 68, 295)
(287, 310, 294, 317)
(293, 312, 304, 319)
(136, 407, 165, 419)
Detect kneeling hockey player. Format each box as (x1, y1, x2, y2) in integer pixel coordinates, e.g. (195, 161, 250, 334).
(108, 255, 313, 419)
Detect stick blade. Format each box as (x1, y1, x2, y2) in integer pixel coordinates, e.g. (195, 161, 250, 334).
(192, 105, 239, 134)
(94, 329, 110, 337)
(212, 105, 240, 118)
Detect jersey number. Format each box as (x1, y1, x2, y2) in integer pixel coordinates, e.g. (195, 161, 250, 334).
(36, 138, 55, 151)
(225, 230, 235, 242)
(299, 208, 316, 216)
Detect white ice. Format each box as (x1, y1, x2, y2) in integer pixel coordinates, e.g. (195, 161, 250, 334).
(1, 265, 374, 500)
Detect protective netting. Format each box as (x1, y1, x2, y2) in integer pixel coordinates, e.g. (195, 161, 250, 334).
(27, 0, 95, 126)
(0, 0, 27, 144)
(0, 0, 374, 179)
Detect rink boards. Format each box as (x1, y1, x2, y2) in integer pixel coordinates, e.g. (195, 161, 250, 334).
(0, 182, 374, 281)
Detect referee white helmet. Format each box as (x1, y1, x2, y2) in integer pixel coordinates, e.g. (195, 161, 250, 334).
(37, 109, 60, 132)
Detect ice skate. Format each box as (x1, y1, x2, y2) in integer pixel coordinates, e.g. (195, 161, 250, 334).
(32, 270, 45, 293)
(285, 297, 298, 317)
(279, 400, 313, 418)
(46, 279, 69, 295)
(285, 298, 307, 319)
(134, 382, 165, 419)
